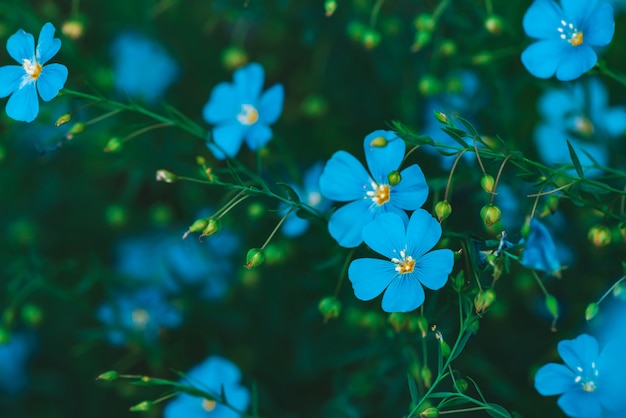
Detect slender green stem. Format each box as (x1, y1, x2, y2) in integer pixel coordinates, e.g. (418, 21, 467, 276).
(333, 248, 356, 297)
(260, 207, 295, 250)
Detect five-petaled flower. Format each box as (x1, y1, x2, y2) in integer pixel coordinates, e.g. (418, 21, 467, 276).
(0, 22, 68, 122)
(348, 210, 454, 312)
(203, 62, 284, 159)
(535, 334, 626, 418)
(521, 218, 562, 277)
(319, 130, 428, 248)
(163, 356, 250, 418)
(521, 0, 614, 81)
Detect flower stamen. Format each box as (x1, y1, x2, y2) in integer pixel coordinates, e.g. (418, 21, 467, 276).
(557, 21, 583, 46)
(237, 104, 259, 125)
(391, 250, 416, 274)
(22, 58, 42, 80)
(366, 182, 391, 206)
(131, 309, 150, 329)
(202, 399, 217, 412)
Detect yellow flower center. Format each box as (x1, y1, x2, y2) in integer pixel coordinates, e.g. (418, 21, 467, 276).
(131, 309, 150, 329)
(22, 58, 42, 80)
(237, 104, 259, 125)
(574, 362, 599, 393)
(366, 182, 391, 206)
(391, 250, 416, 274)
(557, 20, 583, 47)
(201, 399, 217, 412)
(574, 115, 594, 136)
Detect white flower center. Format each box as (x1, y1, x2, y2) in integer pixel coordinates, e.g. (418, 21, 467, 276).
(20, 58, 42, 88)
(573, 115, 594, 136)
(131, 308, 150, 329)
(557, 20, 583, 46)
(237, 104, 259, 125)
(365, 181, 391, 206)
(391, 249, 416, 274)
(573, 362, 599, 393)
(307, 191, 322, 207)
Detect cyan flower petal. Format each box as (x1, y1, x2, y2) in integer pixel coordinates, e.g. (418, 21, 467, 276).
(555, 46, 597, 81)
(391, 164, 428, 210)
(244, 123, 272, 150)
(414, 249, 453, 290)
(602, 107, 626, 137)
(381, 275, 425, 312)
(557, 334, 599, 371)
(328, 199, 374, 248)
(558, 391, 602, 418)
(584, 3, 615, 46)
(282, 214, 309, 237)
(362, 212, 406, 260)
(37, 63, 68, 101)
(0, 65, 24, 98)
(209, 123, 247, 159)
(538, 89, 577, 120)
(7, 29, 34, 63)
(234, 62, 264, 104)
(258, 84, 284, 124)
(406, 209, 442, 258)
(563, 0, 596, 27)
(6, 83, 39, 122)
(319, 151, 371, 202)
(534, 363, 577, 396)
(523, 0, 564, 39)
(36, 22, 61, 64)
(202, 82, 239, 123)
(348, 258, 397, 301)
(521, 40, 568, 79)
(597, 340, 626, 412)
(521, 219, 561, 275)
(363, 130, 405, 184)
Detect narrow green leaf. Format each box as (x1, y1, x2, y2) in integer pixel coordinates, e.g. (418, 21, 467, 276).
(276, 182, 301, 204)
(407, 374, 419, 405)
(486, 403, 512, 418)
(456, 116, 479, 137)
(566, 139, 585, 178)
(441, 127, 469, 147)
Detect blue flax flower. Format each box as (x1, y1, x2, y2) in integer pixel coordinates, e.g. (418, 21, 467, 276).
(97, 287, 183, 346)
(111, 32, 179, 104)
(535, 77, 626, 174)
(280, 162, 332, 237)
(319, 130, 428, 248)
(0, 22, 68, 122)
(163, 356, 250, 418)
(203, 63, 284, 159)
(521, 218, 562, 276)
(535, 334, 626, 417)
(521, 0, 614, 81)
(348, 210, 454, 312)
(0, 331, 35, 394)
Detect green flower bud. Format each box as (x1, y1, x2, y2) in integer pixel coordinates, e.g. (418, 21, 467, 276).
(484, 15, 504, 35)
(129, 401, 153, 412)
(362, 28, 381, 50)
(182, 218, 209, 239)
(411, 30, 432, 52)
(21, 303, 43, 327)
(455, 378, 469, 393)
(66, 122, 85, 139)
(318, 296, 342, 322)
(244, 248, 265, 269)
(0, 327, 10, 344)
(420, 367, 432, 389)
(433, 110, 448, 124)
(452, 270, 465, 292)
(418, 75, 441, 96)
(420, 407, 440, 418)
(387, 171, 402, 186)
(97, 370, 119, 381)
(324, 0, 337, 16)
(221, 46, 248, 71)
(301, 95, 328, 118)
(55, 113, 72, 126)
(434, 200, 452, 222)
(201, 218, 221, 238)
(347, 21, 367, 42)
(105, 204, 127, 228)
(521, 217, 532, 238)
(585, 302, 599, 321)
(588, 225, 611, 247)
(61, 19, 85, 40)
(416, 314, 429, 338)
(480, 204, 501, 227)
(156, 169, 178, 183)
(436, 331, 451, 357)
(414, 13, 436, 32)
(438, 39, 457, 56)
(545, 295, 559, 320)
(472, 51, 493, 65)
(480, 174, 495, 193)
(369, 136, 388, 147)
(263, 243, 286, 265)
(104, 137, 123, 153)
(545, 195, 559, 214)
(247, 202, 266, 220)
(618, 222, 626, 242)
(474, 289, 496, 313)
(388, 312, 407, 332)
(150, 204, 173, 226)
